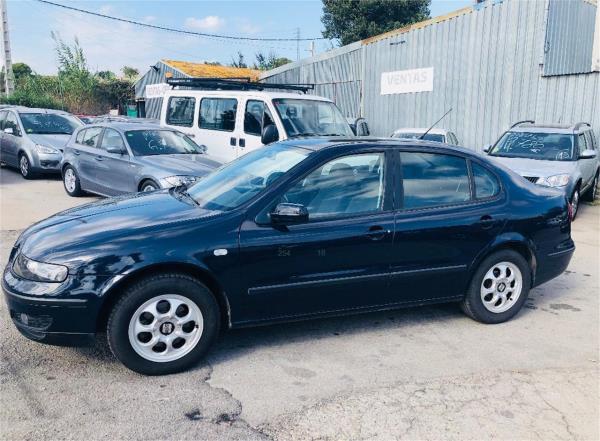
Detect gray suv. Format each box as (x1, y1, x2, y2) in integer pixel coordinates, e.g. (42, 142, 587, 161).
(0, 107, 83, 178)
(484, 121, 599, 219)
(61, 122, 221, 197)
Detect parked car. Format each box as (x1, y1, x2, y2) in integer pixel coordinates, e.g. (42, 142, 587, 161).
(61, 122, 220, 197)
(391, 128, 460, 145)
(161, 89, 354, 162)
(484, 121, 599, 219)
(92, 115, 160, 125)
(3, 138, 574, 374)
(0, 107, 83, 178)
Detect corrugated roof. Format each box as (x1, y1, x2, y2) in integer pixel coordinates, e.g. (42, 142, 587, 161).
(161, 59, 260, 80)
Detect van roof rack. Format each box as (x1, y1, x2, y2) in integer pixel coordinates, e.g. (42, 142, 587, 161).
(166, 77, 314, 93)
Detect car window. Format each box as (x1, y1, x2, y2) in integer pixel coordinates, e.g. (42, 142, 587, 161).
(272, 98, 353, 138)
(0, 111, 7, 130)
(166, 97, 195, 127)
(393, 132, 445, 143)
(401, 152, 471, 209)
(472, 162, 500, 199)
(19, 113, 81, 135)
(125, 130, 204, 156)
(75, 129, 86, 144)
(100, 128, 125, 151)
(589, 131, 598, 150)
(577, 133, 587, 157)
(4, 113, 21, 136)
(584, 131, 595, 151)
(81, 127, 103, 148)
(282, 153, 385, 219)
(490, 131, 575, 161)
(244, 100, 266, 136)
(199, 98, 237, 132)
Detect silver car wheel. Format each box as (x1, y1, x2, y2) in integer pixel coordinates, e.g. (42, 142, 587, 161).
(127, 294, 204, 363)
(480, 261, 523, 314)
(20, 155, 29, 177)
(571, 190, 579, 216)
(64, 168, 77, 193)
(142, 183, 157, 192)
(592, 176, 598, 200)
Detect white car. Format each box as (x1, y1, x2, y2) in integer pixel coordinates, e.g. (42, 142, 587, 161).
(391, 128, 460, 145)
(160, 80, 354, 162)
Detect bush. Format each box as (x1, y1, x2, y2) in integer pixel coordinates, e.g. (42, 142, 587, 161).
(0, 89, 66, 110)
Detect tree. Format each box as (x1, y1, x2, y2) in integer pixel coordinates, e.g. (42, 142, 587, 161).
(321, 0, 430, 46)
(254, 52, 292, 71)
(12, 63, 32, 82)
(229, 51, 247, 68)
(96, 70, 116, 80)
(121, 66, 139, 80)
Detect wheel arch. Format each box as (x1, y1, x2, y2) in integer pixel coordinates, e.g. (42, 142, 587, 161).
(138, 177, 160, 191)
(96, 262, 231, 333)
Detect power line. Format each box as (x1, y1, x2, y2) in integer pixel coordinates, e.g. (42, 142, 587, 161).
(34, 0, 326, 42)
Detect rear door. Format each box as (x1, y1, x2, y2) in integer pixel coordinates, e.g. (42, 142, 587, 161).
(2, 111, 23, 167)
(94, 128, 134, 195)
(0, 110, 8, 164)
(197, 96, 239, 162)
(75, 126, 104, 193)
(390, 149, 506, 304)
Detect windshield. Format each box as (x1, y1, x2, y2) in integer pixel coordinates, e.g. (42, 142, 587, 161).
(489, 131, 575, 161)
(187, 143, 310, 211)
(125, 130, 204, 156)
(393, 132, 445, 142)
(272, 98, 353, 138)
(20, 113, 82, 135)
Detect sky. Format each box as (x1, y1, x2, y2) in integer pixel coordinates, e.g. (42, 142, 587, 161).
(6, 0, 472, 76)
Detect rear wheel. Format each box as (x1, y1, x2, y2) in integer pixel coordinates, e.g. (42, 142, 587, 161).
(107, 273, 220, 375)
(570, 187, 580, 220)
(19, 154, 36, 179)
(461, 250, 531, 324)
(63, 166, 84, 196)
(583, 173, 598, 202)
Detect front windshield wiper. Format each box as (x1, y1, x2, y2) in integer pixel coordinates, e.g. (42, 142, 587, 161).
(289, 132, 318, 137)
(170, 185, 199, 206)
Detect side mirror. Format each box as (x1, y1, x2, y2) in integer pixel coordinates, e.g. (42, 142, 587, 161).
(106, 145, 125, 154)
(579, 149, 597, 159)
(261, 124, 279, 145)
(270, 203, 308, 225)
(3, 127, 14, 135)
(482, 143, 492, 153)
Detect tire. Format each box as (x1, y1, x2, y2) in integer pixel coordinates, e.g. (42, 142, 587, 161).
(19, 153, 36, 179)
(460, 250, 531, 324)
(570, 187, 580, 220)
(63, 165, 84, 197)
(583, 173, 598, 202)
(107, 273, 220, 375)
(140, 180, 159, 192)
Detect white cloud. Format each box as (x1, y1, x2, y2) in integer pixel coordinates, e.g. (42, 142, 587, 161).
(98, 5, 114, 15)
(184, 16, 225, 32)
(239, 22, 261, 35)
(143, 16, 157, 23)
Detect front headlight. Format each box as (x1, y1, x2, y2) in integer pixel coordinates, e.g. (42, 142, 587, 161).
(161, 175, 199, 187)
(12, 254, 68, 283)
(538, 174, 570, 187)
(35, 144, 59, 154)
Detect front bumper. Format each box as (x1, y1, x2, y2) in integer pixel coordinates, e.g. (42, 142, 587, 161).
(31, 150, 63, 173)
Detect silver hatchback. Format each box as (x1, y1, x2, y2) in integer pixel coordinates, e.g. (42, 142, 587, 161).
(61, 122, 222, 197)
(0, 107, 83, 179)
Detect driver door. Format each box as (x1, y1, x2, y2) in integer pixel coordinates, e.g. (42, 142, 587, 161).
(238, 150, 396, 323)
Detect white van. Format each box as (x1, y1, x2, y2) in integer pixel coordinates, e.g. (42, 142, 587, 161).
(160, 87, 354, 162)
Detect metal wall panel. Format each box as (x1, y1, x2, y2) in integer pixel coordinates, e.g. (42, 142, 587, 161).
(261, 0, 599, 150)
(134, 62, 188, 120)
(544, 0, 597, 76)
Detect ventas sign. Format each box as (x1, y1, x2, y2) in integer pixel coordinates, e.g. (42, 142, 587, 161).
(380, 67, 434, 95)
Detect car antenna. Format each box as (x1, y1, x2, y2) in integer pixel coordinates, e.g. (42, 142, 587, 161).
(419, 108, 453, 140)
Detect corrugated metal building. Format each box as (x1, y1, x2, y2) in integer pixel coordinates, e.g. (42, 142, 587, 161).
(134, 60, 260, 119)
(261, 0, 599, 149)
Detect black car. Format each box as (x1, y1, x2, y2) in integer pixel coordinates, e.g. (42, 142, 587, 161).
(3, 138, 574, 375)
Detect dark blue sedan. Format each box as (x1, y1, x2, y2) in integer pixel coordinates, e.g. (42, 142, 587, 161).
(3, 139, 574, 374)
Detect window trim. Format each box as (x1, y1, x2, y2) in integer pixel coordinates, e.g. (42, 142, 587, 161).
(166, 96, 196, 128)
(198, 97, 238, 132)
(470, 159, 503, 201)
(77, 126, 104, 149)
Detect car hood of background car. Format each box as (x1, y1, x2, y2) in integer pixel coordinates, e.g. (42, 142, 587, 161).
(136, 154, 222, 176)
(28, 134, 72, 151)
(487, 156, 577, 178)
(18, 190, 221, 266)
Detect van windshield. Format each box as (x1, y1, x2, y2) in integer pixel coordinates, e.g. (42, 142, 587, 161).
(272, 98, 353, 138)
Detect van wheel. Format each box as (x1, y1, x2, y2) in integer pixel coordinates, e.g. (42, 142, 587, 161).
(461, 250, 531, 324)
(583, 173, 598, 202)
(19, 154, 36, 179)
(107, 273, 220, 375)
(63, 166, 84, 196)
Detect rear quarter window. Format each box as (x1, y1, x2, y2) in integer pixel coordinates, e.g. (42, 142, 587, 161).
(472, 162, 500, 199)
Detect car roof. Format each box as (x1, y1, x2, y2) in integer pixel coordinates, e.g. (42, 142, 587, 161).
(9, 106, 72, 115)
(164, 89, 333, 102)
(82, 122, 166, 131)
(392, 128, 449, 135)
(510, 123, 591, 135)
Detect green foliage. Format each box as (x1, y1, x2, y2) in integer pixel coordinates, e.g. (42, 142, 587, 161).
(322, 0, 430, 46)
(254, 52, 292, 71)
(230, 51, 248, 68)
(12, 63, 33, 82)
(0, 88, 66, 110)
(96, 70, 116, 80)
(121, 66, 139, 80)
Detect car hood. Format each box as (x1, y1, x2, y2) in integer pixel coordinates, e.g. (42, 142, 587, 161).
(135, 154, 222, 176)
(28, 134, 72, 151)
(487, 156, 577, 178)
(17, 190, 221, 267)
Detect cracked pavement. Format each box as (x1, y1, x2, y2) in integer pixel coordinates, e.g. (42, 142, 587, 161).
(1, 168, 598, 440)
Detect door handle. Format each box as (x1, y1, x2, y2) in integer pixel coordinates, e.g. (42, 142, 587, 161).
(239, 138, 246, 148)
(480, 215, 494, 229)
(94, 155, 104, 161)
(366, 225, 390, 241)
(73, 150, 80, 155)
(230, 137, 237, 146)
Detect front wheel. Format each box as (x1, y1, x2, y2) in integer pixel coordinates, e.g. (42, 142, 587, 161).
(461, 250, 531, 324)
(140, 180, 159, 192)
(583, 173, 598, 202)
(19, 154, 36, 179)
(63, 166, 84, 196)
(107, 273, 220, 375)
(570, 188, 580, 220)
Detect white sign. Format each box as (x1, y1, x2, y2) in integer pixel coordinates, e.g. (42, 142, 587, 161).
(380, 67, 434, 95)
(145, 83, 171, 99)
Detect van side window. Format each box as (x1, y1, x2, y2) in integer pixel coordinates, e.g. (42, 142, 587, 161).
(472, 162, 500, 199)
(166, 97, 195, 127)
(244, 100, 266, 136)
(199, 98, 237, 132)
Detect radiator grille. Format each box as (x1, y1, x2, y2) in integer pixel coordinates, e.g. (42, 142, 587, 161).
(523, 176, 539, 183)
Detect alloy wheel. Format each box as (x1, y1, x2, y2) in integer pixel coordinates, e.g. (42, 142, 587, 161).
(127, 294, 203, 363)
(480, 261, 523, 314)
(571, 190, 579, 217)
(64, 168, 77, 193)
(20, 156, 29, 177)
(142, 184, 157, 192)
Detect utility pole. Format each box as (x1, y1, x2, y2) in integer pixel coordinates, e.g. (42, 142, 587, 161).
(306, 41, 315, 59)
(295, 27, 300, 61)
(0, 0, 14, 96)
